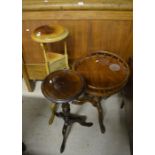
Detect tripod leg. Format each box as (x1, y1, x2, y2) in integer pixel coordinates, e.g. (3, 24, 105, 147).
(96, 100, 105, 133)
(78, 121, 93, 127)
(76, 115, 93, 127)
(60, 123, 68, 153)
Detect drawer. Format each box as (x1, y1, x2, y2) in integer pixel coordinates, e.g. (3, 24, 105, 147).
(25, 64, 48, 80)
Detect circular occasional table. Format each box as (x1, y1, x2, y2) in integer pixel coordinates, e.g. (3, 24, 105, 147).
(41, 69, 93, 153)
(73, 51, 130, 133)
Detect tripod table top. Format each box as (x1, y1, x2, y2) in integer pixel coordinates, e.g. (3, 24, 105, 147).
(41, 69, 85, 103)
(73, 51, 130, 96)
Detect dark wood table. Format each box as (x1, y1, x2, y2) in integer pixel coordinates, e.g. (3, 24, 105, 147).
(73, 51, 130, 133)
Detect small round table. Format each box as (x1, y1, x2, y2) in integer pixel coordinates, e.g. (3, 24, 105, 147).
(41, 69, 93, 153)
(73, 51, 130, 133)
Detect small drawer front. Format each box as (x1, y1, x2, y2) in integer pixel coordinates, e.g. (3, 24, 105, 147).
(25, 64, 48, 80)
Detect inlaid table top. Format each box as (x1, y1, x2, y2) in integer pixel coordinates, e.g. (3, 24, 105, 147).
(73, 51, 130, 96)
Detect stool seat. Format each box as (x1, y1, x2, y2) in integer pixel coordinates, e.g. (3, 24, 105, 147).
(31, 25, 69, 43)
(73, 51, 130, 96)
(41, 70, 85, 103)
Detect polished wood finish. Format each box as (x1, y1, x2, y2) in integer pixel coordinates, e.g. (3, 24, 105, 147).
(41, 69, 85, 103)
(31, 25, 69, 43)
(23, 0, 132, 11)
(73, 51, 130, 133)
(73, 51, 130, 97)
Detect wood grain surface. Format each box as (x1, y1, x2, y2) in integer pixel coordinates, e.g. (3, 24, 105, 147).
(23, 0, 132, 11)
(73, 51, 130, 96)
(41, 70, 85, 103)
(23, 18, 132, 64)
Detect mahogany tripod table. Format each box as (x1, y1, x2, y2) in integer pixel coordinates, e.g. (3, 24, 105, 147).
(41, 69, 93, 153)
(73, 51, 130, 133)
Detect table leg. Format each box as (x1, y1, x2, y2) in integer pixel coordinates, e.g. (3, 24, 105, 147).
(48, 103, 57, 125)
(72, 94, 106, 133)
(96, 98, 105, 133)
(60, 123, 68, 153)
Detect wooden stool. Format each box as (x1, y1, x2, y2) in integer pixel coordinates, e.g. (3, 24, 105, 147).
(73, 51, 130, 133)
(31, 25, 69, 74)
(41, 69, 93, 153)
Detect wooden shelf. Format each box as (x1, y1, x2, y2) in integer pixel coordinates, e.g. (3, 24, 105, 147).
(46, 52, 65, 63)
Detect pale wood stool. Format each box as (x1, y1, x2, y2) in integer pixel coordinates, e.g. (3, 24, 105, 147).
(31, 25, 69, 74)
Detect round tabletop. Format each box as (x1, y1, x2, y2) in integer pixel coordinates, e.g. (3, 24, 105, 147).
(31, 25, 69, 43)
(73, 51, 130, 96)
(41, 69, 85, 103)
